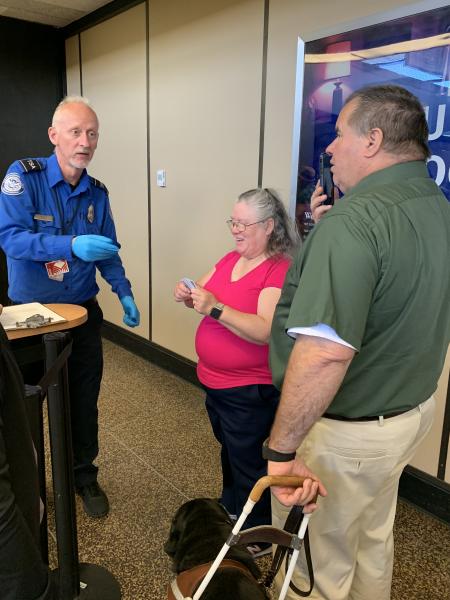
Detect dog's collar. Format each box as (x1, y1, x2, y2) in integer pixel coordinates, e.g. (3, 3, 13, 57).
(168, 559, 255, 600)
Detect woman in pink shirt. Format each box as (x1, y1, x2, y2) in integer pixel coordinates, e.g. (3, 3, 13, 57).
(174, 189, 298, 549)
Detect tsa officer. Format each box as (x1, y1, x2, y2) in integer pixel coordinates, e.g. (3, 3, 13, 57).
(0, 96, 140, 518)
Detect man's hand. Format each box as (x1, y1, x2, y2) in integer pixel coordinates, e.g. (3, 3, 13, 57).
(72, 235, 119, 262)
(311, 181, 334, 223)
(120, 296, 140, 327)
(268, 456, 327, 513)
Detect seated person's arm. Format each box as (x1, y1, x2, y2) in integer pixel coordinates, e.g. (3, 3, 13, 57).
(0, 402, 53, 599)
(0, 316, 55, 599)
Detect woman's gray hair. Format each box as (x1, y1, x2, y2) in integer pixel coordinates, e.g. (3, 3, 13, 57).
(237, 188, 299, 257)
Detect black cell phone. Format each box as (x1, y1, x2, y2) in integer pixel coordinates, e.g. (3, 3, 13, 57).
(319, 152, 334, 206)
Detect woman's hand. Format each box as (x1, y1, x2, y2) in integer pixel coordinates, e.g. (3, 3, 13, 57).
(190, 287, 217, 316)
(174, 281, 194, 308)
(311, 181, 333, 224)
(174, 280, 192, 302)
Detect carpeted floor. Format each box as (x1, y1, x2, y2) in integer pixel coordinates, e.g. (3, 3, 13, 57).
(44, 340, 450, 599)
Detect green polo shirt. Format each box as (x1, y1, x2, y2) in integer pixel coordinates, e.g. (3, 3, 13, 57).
(270, 161, 450, 417)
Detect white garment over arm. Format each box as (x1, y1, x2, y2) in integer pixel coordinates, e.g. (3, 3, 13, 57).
(287, 323, 357, 350)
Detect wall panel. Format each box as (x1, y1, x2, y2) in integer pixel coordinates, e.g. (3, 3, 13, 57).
(410, 349, 449, 479)
(77, 4, 149, 338)
(149, 0, 264, 360)
(65, 35, 81, 96)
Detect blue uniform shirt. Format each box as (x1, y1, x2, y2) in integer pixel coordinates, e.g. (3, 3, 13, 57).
(0, 154, 133, 303)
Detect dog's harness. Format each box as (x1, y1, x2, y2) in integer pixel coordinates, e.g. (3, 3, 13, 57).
(168, 559, 257, 600)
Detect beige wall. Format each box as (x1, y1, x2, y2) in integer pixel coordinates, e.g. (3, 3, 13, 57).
(149, 0, 264, 358)
(66, 4, 149, 338)
(65, 0, 449, 482)
(410, 349, 450, 476)
(65, 35, 80, 95)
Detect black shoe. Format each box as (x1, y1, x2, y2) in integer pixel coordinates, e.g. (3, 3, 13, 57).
(76, 482, 109, 518)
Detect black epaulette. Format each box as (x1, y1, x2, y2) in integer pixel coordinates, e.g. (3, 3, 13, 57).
(18, 159, 45, 173)
(89, 176, 109, 195)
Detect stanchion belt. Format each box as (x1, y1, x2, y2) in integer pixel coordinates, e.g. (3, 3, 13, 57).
(264, 505, 314, 597)
(35, 341, 73, 396)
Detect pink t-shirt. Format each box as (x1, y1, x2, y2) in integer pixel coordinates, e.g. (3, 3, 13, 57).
(195, 251, 291, 389)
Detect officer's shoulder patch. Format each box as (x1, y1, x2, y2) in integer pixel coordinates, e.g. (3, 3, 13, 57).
(18, 158, 45, 173)
(89, 176, 109, 195)
(1, 172, 24, 195)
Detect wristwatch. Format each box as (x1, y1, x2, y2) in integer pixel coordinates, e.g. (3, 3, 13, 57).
(262, 438, 296, 462)
(210, 302, 225, 320)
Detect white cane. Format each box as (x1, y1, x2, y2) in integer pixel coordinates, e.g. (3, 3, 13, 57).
(193, 475, 308, 600)
(278, 512, 312, 600)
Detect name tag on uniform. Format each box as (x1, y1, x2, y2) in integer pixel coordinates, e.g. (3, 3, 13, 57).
(45, 260, 69, 282)
(34, 214, 54, 222)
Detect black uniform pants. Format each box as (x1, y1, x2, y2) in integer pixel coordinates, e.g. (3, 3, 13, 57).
(12, 299, 104, 489)
(204, 383, 279, 528)
(68, 300, 103, 488)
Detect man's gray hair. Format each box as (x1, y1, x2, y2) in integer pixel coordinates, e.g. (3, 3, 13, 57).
(344, 85, 430, 160)
(52, 96, 94, 125)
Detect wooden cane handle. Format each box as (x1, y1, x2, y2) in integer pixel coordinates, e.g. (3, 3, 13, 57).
(249, 475, 307, 502)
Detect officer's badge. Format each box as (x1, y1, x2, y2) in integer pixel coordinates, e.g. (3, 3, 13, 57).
(1, 173, 24, 195)
(87, 204, 95, 223)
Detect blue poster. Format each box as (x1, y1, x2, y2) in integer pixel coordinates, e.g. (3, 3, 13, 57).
(296, 5, 450, 238)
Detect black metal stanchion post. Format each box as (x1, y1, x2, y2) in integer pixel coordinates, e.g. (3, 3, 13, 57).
(44, 332, 121, 600)
(45, 332, 81, 598)
(24, 384, 49, 564)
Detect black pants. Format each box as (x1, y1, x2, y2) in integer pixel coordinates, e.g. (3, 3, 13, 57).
(13, 300, 104, 488)
(0, 325, 55, 599)
(204, 383, 279, 528)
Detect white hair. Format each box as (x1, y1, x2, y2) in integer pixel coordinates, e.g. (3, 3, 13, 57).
(52, 96, 95, 126)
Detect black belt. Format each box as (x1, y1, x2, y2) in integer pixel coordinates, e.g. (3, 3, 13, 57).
(322, 409, 408, 422)
(79, 297, 98, 309)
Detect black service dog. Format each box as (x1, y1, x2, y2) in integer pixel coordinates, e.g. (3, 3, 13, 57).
(164, 498, 269, 599)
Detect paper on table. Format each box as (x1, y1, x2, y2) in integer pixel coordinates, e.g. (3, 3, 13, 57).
(0, 303, 67, 331)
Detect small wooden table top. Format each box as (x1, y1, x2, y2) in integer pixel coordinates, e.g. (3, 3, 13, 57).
(5, 304, 88, 341)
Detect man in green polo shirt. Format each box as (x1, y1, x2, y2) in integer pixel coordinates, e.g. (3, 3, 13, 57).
(266, 85, 450, 599)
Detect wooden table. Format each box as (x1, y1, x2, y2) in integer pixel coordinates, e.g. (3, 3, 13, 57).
(6, 303, 87, 340)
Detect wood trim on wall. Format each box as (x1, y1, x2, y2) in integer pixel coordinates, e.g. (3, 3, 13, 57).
(438, 371, 450, 479)
(102, 321, 198, 386)
(257, 0, 269, 187)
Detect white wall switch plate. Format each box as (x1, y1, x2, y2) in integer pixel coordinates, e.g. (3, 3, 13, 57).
(156, 169, 166, 187)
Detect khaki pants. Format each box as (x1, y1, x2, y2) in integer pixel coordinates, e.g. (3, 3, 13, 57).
(272, 397, 435, 600)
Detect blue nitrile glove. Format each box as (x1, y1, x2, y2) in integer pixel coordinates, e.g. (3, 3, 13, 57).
(120, 296, 140, 327)
(72, 235, 119, 262)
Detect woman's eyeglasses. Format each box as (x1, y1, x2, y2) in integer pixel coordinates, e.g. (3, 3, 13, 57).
(226, 219, 266, 233)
